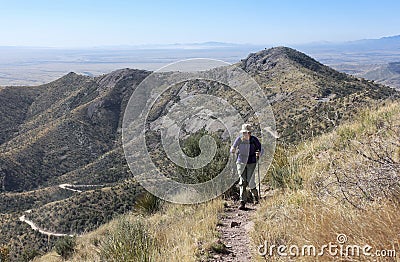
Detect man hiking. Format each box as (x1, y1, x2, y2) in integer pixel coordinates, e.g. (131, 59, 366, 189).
(230, 124, 263, 210)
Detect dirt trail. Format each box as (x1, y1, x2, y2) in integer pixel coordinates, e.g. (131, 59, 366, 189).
(18, 183, 104, 237)
(59, 183, 104, 193)
(19, 214, 74, 237)
(209, 188, 273, 262)
(210, 203, 257, 261)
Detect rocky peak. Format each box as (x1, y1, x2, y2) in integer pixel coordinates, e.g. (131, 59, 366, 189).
(240, 46, 340, 77)
(95, 68, 149, 92)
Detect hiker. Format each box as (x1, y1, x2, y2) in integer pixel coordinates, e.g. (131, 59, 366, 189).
(230, 124, 263, 210)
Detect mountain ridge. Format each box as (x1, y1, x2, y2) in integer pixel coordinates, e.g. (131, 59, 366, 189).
(2, 46, 399, 192)
(240, 46, 343, 77)
(0, 46, 398, 259)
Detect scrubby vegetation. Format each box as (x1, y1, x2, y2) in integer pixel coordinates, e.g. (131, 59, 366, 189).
(176, 129, 230, 184)
(0, 213, 58, 262)
(134, 192, 164, 215)
(0, 245, 10, 262)
(55, 236, 76, 260)
(99, 218, 158, 261)
(25, 180, 142, 235)
(0, 187, 72, 213)
(35, 198, 224, 262)
(252, 101, 400, 260)
(34, 99, 399, 261)
(1, 47, 399, 260)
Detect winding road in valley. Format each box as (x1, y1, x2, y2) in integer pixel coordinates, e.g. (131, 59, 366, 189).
(19, 212, 74, 237)
(58, 183, 104, 193)
(19, 183, 104, 237)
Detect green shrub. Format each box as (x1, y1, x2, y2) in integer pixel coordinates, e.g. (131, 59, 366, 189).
(335, 126, 357, 149)
(20, 248, 40, 262)
(99, 218, 158, 262)
(177, 129, 229, 184)
(55, 236, 76, 260)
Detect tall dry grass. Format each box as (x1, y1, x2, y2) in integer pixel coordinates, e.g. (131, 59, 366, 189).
(35, 197, 224, 262)
(252, 101, 400, 261)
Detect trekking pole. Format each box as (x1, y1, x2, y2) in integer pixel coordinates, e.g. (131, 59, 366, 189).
(231, 152, 236, 177)
(256, 151, 261, 199)
(230, 151, 239, 200)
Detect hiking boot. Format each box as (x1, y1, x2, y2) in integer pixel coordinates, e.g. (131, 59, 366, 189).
(250, 188, 259, 204)
(238, 201, 246, 210)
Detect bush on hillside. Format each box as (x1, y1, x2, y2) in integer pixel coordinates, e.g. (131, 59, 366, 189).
(55, 236, 76, 260)
(134, 192, 163, 215)
(99, 218, 158, 261)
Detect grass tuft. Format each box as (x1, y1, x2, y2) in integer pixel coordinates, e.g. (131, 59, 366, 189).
(99, 218, 158, 262)
(134, 192, 163, 215)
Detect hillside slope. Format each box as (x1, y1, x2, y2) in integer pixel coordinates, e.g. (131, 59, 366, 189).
(33, 100, 400, 262)
(239, 47, 398, 142)
(1, 47, 397, 193)
(0, 47, 398, 260)
(0, 69, 149, 192)
(252, 100, 400, 260)
(359, 62, 400, 89)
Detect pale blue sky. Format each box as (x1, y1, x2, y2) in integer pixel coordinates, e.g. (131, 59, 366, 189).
(0, 0, 399, 47)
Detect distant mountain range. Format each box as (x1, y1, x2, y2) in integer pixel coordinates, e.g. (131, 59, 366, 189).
(294, 35, 400, 89)
(2, 35, 398, 51)
(295, 35, 400, 63)
(296, 35, 400, 51)
(1, 35, 400, 86)
(138, 35, 400, 52)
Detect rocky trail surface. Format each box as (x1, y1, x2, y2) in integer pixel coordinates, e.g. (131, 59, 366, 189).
(208, 187, 274, 262)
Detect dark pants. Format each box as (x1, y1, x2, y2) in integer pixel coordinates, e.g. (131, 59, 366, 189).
(237, 162, 259, 203)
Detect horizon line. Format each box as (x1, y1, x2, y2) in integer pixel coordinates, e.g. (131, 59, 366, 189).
(0, 34, 399, 49)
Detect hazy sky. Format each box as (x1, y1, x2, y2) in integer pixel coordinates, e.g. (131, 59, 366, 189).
(1, 0, 399, 47)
